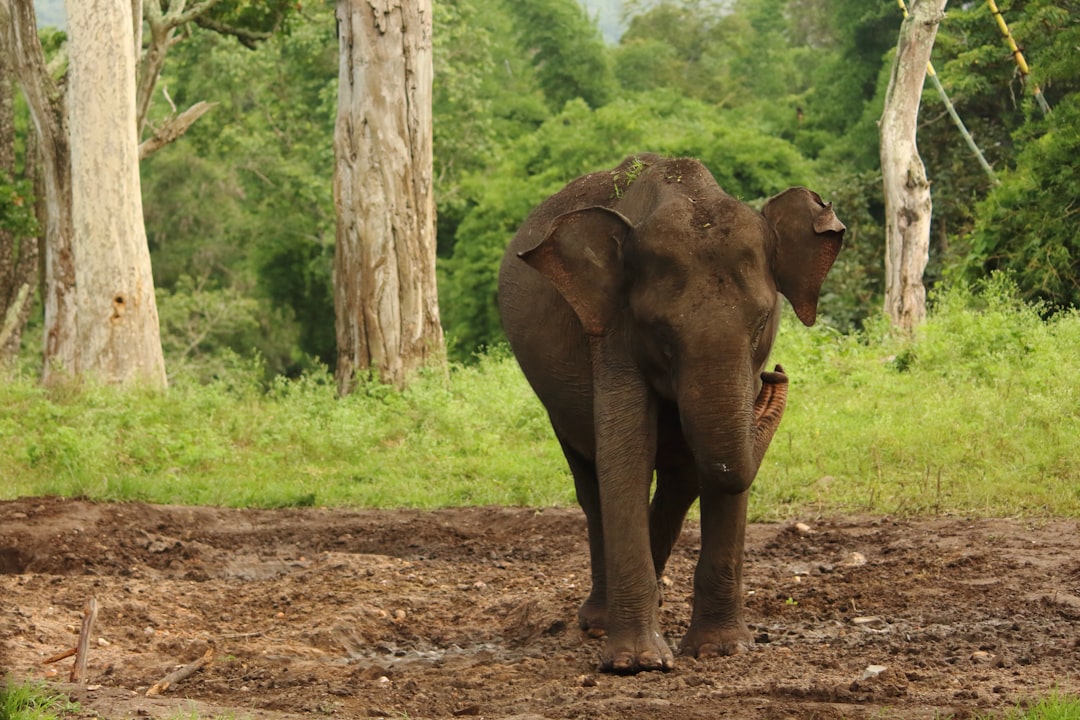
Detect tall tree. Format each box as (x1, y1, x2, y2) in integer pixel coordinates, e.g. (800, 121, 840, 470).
(5, 0, 295, 380)
(0, 3, 39, 366)
(333, 0, 444, 392)
(1, 0, 76, 379)
(879, 0, 947, 331)
(60, 0, 167, 386)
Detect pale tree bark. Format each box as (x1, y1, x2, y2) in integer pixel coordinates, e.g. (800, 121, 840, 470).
(879, 0, 947, 331)
(64, 0, 166, 387)
(333, 0, 444, 392)
(1, 0, 77, 376)
(0, 4, 39, 366)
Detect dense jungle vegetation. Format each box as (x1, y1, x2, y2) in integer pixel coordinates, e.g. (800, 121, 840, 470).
(11, 0, 1074, 377)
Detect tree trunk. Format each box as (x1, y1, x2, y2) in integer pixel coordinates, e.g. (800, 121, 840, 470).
(879, 0, 947, 331)
(332, 0, 444, 392)
(64, 0, 166, 387)
(0, 5, 39, 366)
(1, 0, 77, 378)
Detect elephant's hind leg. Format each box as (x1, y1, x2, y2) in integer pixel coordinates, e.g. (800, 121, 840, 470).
(650, 447, 701, 584)
(556, 435, 608, 637)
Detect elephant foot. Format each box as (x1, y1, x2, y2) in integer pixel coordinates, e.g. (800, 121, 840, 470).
(600, 626, 674, 673)
(679, 623, 753, 658)
(577, 596, 607, 638)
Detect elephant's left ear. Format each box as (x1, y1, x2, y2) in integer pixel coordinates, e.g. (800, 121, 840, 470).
(519, 206, 632, 336)
(763, 188, 845, 327)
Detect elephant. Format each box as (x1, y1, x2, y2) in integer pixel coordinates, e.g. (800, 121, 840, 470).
(497, 154, 845, 672)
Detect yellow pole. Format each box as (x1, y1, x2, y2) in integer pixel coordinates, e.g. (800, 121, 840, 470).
(984, 0, 1051, 114)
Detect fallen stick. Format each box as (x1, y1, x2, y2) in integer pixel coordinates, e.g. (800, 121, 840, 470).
(146, 646, 215, 697)
(70, 597, 98, 683)
(42, 647, 77, 665)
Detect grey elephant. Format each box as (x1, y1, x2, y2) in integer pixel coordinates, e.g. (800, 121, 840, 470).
(497, 154, 845, 672)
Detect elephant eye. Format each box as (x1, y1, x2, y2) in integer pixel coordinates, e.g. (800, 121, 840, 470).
(750, 311, 771, 351)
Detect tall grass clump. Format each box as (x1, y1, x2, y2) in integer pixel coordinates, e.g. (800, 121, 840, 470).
(760, 274, 1080, 519)
(0, 678, 78, 720)
(986, 691, 1080, 720)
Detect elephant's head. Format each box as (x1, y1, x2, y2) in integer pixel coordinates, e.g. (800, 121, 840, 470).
(520, 160, 844, 493)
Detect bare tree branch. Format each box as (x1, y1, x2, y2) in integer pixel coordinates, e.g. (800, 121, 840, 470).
(138, 100, 217, 160)
(194, 14, 274, 50)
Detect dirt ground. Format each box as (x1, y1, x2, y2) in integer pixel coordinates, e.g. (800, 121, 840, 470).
(1, 498, 1078, 719)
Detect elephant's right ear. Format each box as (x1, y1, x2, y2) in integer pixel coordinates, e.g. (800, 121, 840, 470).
(519, 206, 632, 336)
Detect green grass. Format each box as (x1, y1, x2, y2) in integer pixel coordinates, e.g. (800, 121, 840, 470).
(983, 691, 1080, 719)
(1, 278, 1078, 520)
(0, 679, 78, 720)
(0, 347, 573, 509)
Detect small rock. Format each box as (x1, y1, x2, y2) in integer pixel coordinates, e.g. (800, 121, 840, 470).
(971, 650, 994, 664)
(472, 580, 487, 591)
(794, 522, 813, 535)
(843, 552, 867, 567)
(578, 674, 598, 687)
(97, 637, 110, 647)
(391, 609, 407, 622)
(852, 616, 885, 627)
(861, 664, 888, 680)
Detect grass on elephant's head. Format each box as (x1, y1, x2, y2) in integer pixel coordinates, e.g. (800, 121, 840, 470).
(1, 275, 1077, 519)
(0, 678, 79, 720)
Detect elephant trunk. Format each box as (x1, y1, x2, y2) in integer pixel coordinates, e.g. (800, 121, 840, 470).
(678, 365, 788, 495)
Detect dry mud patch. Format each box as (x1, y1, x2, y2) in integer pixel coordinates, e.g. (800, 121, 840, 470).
(1, 497, 1078, 719)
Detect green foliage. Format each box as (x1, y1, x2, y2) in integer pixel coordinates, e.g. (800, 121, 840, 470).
(15, 0, 1078, 387)
(955, 94, 1080, 308)
(432, 0, 550, 255)
(142, 6, 338, 373)
(0, 678, 78, 720)
(760, 277, 1080, 519)
(0, 175, 37, 239)
(440, 91, 816, 359)
(614, 0, 831, 121)
(500, 0, 616, 112)
(0, 350, 573, 509)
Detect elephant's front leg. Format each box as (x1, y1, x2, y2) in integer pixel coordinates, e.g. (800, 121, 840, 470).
(597, 461, 673, 672)
(592, 352, 673, 672)
(679, 487, 753, 657)
(680, 367, 787, 657)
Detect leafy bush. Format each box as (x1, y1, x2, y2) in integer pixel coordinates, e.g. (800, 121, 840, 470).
(955, 95, 1080, 310)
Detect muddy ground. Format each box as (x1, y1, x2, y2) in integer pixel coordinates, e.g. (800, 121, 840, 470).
(1, 497, 1078, 719)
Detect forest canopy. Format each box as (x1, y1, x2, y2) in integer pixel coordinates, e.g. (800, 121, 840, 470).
(9, 0, 1079, 371)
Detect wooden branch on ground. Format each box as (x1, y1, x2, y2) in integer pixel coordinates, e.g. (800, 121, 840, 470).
(70, 597, 98, 683)
(146, 646, 215, 697)
(41, 646, 77, 665)
(138, 101, 217, 160)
